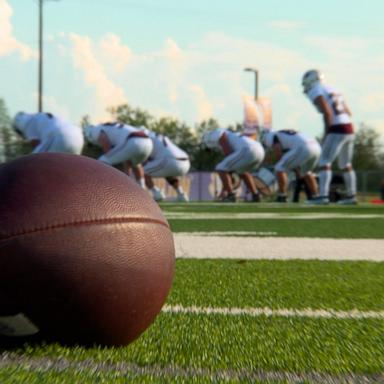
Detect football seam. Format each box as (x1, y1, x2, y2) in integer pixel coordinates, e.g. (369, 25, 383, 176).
(0, 216, 170, 241)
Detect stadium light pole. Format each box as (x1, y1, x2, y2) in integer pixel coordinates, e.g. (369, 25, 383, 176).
(38, 0, 59, 112)
(244, 67, 259, 100)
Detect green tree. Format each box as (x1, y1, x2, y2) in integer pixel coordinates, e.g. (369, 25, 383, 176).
(354, 123, 384, 170)
(108, 104, 154, 128)
(0, 98, 27, 162)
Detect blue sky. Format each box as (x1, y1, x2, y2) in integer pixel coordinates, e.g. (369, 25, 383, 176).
(1, 0, 384, 138)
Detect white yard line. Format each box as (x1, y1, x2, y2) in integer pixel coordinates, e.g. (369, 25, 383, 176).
(0, 353, 382, 383)
(163, 304, 384, 320)
(174, 235, 384, 261)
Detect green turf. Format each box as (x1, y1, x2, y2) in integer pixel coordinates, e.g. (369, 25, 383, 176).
(161, 202, 384, 215)
(168, 259, 384, 310)
(1, 203, 383, 382)
(169, 218, 384, 238)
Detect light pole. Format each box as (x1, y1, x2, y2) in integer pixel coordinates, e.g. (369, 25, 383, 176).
(37, 0, 59, 112)
(38, 0, 43, 112)
(244, 67, 258, 100)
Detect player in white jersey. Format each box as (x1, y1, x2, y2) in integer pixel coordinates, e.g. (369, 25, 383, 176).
(202, 128, 265, 202)
(13, 112, 84, 155)
(141, 128, 190, 202)
(84, 122, 153, 189)
(260, 129, 321, 202)
(302, 70, 357, 204)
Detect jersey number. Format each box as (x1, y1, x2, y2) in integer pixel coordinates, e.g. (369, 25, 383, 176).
(329, 93, 347, 115)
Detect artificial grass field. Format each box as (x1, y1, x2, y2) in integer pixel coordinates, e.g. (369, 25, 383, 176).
(1, 203, 383, 383)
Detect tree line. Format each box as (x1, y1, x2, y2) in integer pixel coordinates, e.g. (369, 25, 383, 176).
(1, 98, 383, 172)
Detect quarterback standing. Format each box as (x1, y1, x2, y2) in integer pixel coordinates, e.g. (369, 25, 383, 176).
(84, 122, 153, 189)
(13, 112, 84, 155)
(203, 128, 264, 202)
(302, 70, 357, 204)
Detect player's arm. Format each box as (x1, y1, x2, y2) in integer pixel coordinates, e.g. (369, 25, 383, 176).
(272, 141, 283, 161)
(344, 102, 352, 117)
(28, 139, 41, 148)
(218, 132, 232, 155)
(313, 95, 333, 132)
(98, 130, 112, 153)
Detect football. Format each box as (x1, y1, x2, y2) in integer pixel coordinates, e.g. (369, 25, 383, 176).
(0, 153, 175, 346)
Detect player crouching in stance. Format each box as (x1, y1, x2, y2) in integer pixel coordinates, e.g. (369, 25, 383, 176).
(203, 128, 264, 202)
(141, 128, 190, 202)
(302, 70, 357, 205)
(260, 129, 321, 202)
(84, 122, 153, 189)
(13, 112, 84, 155)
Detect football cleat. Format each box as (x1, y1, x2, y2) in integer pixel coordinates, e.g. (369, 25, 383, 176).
(221, 192, 236, 203)
(152, 188, 165, 202)
(176, 192, 189, 202)
(337, 196, 357, 205)
(306, 196, 329, 205)
(275, 195, 288, 203)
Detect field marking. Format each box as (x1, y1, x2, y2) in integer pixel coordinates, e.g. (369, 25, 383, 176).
(1, 353, 382, 383)
(174, 235, 384, 261)
(165, 212, 384, 220)
(177, 231, 278, 236)
(163, 304, 384, 320)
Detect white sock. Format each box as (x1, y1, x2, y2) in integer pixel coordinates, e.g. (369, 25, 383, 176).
(137, 178, 146, 189)
(176, 186, 184, 195)
(151, 186, 161, 193)
(343, 170, 356, 197)
(319, 169, 332, 197)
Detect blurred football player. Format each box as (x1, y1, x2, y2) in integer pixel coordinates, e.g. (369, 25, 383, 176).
(13, 112, 84, 155)
(202, 128, 265, 202)
(260, 129, 321, 202)
(302, 70, 357, 205)
(141, 128, 190, 202)
(84, 122, 153, 189)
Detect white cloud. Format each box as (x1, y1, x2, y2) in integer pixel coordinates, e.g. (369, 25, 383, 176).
(188, 84, 213, 122)
(0, 0, 36, 60)
(163, 38, 186, 104)
(100, 33, 133, 73)
(68, 33, 127, 121)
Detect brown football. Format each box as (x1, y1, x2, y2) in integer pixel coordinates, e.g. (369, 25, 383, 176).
(0, 153, 175, 346)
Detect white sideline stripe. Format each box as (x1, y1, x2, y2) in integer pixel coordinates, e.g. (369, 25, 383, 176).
(165, 212, 384, 220)
(174, 235, 384, 261)
(1, 354, 382, 383)
(162, 304, 384, 320)
(177, 231, 278, 236)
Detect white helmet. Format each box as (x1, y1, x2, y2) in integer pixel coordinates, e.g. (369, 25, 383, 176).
(13, 112, 33, 134)
(84, 125, 97, 144)
(259, 129, 275, 148)
(302, 69, 324, 93)
(202, 128, 225, 149)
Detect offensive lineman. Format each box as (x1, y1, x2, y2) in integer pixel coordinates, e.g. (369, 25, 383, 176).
(260, 129, 321, 202)
(302, 70, 357, 204)
(141, 128, 190, 202)
(84, 122, 153, 189)
(202, 128, 265, 202)
(13, 112, 84, 155)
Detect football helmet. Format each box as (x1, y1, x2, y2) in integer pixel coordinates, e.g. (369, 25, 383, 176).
(84, 125, 96, 144)
(202, 128, 225, 149)
(259, 129, 274, 148)
(13, 112, 33, 135)
(302, 69, 324, 93)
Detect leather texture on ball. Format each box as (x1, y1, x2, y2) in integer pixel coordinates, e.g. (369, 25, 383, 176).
(0, 153, 175, 346)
